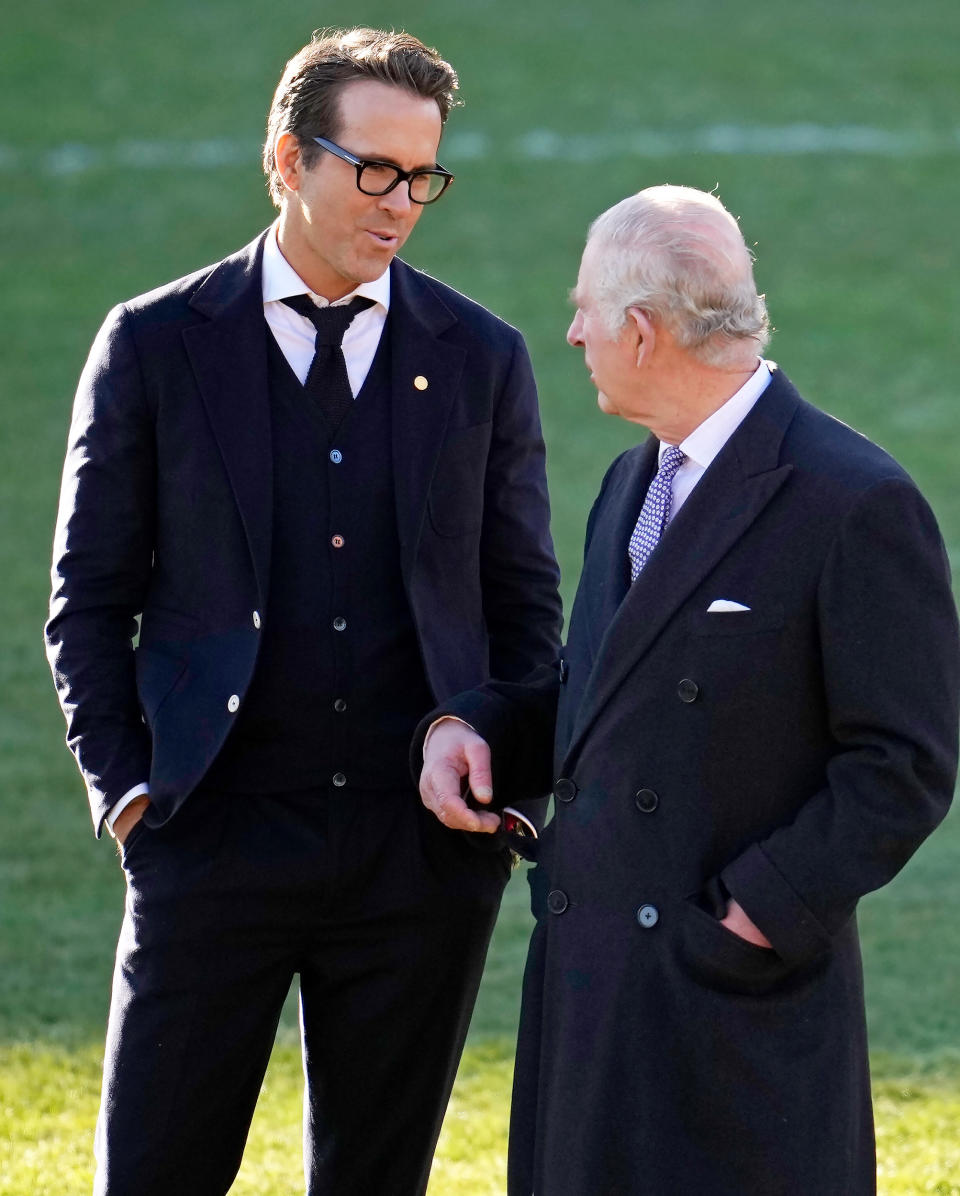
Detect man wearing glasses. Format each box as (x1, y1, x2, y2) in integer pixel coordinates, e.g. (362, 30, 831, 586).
(46, 27, 560, 1195)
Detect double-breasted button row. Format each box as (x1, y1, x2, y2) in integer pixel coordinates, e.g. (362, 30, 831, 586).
(548, 891, 659, 928)
(554, 778, 577, 803)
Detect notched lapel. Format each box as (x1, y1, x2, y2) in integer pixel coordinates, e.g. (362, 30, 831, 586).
(183, 235, 273, 604)
(388, 261, 466, 572)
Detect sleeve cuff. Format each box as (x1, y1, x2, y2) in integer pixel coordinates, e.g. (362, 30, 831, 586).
(721, 842, 833, 966)
(104, 783, 150, 838)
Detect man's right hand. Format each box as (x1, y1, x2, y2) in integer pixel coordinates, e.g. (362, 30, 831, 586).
(419, 719, 501, 834)
(114, 795, 151, 845)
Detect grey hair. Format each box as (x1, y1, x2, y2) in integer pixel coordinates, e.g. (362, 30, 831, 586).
(586, 186, 770, 365)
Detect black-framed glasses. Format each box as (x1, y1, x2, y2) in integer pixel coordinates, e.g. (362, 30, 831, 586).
(311, 135, 454, 204)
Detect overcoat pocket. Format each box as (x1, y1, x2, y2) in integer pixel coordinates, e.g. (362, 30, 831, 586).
(676, 898, 794, 996)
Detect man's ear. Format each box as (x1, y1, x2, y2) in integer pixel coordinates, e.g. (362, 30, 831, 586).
(274, 132, 303, 194)
(626, 307, 655, 366)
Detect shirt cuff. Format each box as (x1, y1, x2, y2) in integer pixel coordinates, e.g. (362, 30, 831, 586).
(422, 716, 477, 758)
(104, 783, 150, 837)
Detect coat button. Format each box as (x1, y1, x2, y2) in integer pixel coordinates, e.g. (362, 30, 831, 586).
(637, 904, 659, 928)
(332, 773, 347, 788)
(333, 617, 347, 631)
(677, 678, 700, 703)
(333, 698, 347, 713)
(252, 610, 261, 629)
(227, 694, 240, 713)
(329, 449, 343, 464)
(635, 788, 659, 813)
(547, 890, 569, 915)
(553, 778, 577, 803)
(331, 535, 345, 548)
(559, 658, 569, 684)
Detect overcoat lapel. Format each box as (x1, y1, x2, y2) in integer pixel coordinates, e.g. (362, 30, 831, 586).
(387, 260, 467, 573)
(573, 437, 658, 664)
(183, 234, 273, 606)
(563, 371, 801, 765)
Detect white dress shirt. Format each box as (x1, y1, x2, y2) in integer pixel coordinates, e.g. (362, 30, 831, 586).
(260, 221, 390, 394)
(105, 224, 391, 835)
(661, 359, 773, 523)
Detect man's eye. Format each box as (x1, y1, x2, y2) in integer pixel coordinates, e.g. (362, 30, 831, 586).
(362, 163, 398, 184)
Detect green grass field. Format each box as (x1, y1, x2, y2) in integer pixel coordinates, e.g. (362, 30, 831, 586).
(2, 0, 959, 1191)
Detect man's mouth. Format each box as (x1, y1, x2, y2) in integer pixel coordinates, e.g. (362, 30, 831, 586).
(367, 230, 399, 246)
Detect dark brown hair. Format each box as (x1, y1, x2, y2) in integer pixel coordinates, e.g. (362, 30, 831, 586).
(263, 27, 460, 207)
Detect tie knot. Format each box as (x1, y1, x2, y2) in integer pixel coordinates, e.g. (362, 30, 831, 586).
(658, 444, 686, 479)
(283, 294, 375, 346)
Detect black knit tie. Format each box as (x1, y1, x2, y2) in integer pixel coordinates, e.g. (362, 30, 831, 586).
(282, 294, 375, 434)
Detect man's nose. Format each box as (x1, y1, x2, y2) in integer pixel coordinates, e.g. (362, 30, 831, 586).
(567, 312, 583, 346)
(378, 182, 414, 216)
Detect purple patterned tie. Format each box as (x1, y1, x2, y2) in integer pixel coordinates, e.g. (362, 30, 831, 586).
(628, 444, 686, 581)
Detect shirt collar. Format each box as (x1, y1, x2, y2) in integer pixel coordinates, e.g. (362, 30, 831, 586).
(261, 221, 391, 312)
(660, 359, 773, 469)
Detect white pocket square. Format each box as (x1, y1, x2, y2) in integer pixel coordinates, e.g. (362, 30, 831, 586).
(706, 599, 751, 613)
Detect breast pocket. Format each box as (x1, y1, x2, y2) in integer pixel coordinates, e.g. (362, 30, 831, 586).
(427, 422, 491, 537)
(690, 603, 784, 637)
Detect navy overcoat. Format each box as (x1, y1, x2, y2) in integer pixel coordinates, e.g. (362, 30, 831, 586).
(440, 369, 959, 1195)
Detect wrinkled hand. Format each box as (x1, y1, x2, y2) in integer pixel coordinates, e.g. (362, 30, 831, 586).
(720, 897, 772, 948)
(419, 719, 501, 834)
(114, 796, 150, 845)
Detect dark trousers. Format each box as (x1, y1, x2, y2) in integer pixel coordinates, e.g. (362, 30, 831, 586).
(94, 785, 510, 1195)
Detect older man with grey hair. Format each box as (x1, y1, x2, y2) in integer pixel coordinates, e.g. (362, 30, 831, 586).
(418, 185, 959, 1194)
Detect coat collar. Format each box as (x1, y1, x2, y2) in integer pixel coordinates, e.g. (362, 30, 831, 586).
(563, 367, 801, 765)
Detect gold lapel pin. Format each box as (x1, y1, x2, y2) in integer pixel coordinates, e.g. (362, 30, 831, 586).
(413, 375, 429, 391)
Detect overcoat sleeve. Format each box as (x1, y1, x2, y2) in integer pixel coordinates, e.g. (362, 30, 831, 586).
(722, 478, 960, 964)
(45, 304, 155, 833)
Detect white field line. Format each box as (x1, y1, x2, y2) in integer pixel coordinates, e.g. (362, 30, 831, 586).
(3, 125, 960, 176)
